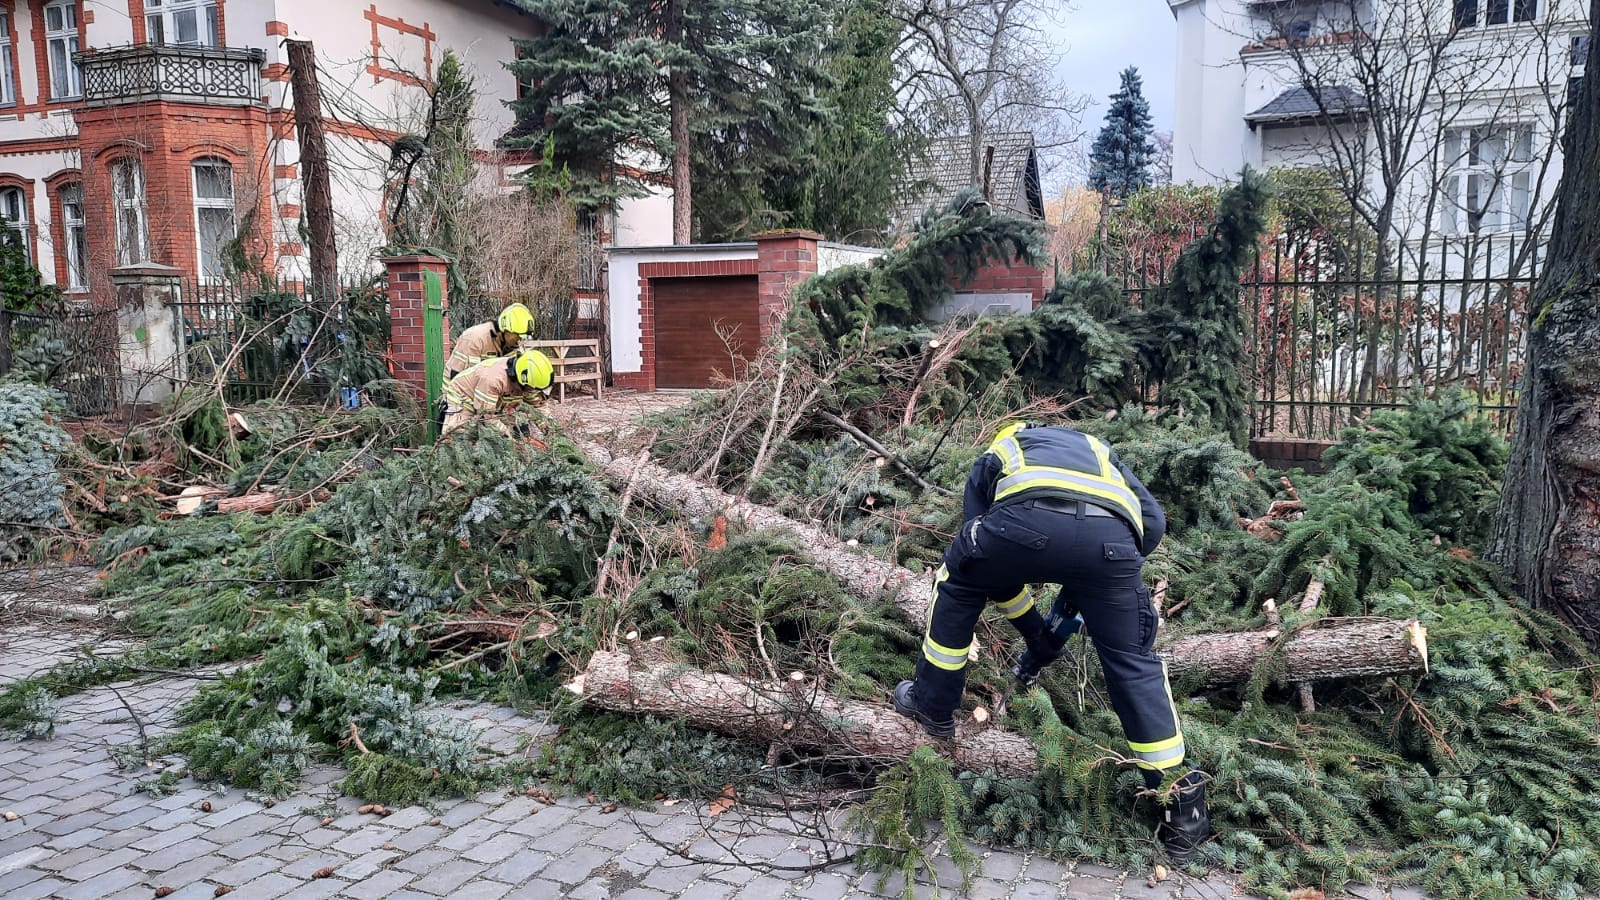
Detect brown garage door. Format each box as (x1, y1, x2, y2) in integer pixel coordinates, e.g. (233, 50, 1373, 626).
(652, 275, 760, 389)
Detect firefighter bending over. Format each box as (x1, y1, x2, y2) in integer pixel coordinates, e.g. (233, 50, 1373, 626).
(891, 421, 1212, 864)
(440, 349, 554, 438)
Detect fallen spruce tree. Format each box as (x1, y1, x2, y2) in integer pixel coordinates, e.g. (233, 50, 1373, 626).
(577, 437, 1430, 690)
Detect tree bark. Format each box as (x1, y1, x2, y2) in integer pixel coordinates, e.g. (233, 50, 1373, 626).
(666, 0, 691, 244)
(285, 40, 338, 295)
(1490, 0, 1600, 646)
(576, 650, 1040, 776)
(575, 441, 1429, 684)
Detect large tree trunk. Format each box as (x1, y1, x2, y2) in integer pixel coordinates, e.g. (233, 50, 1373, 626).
(576, 650, 1040, 776)
(1490, 0, 1600, 646)
(574, 440, 1429, 684)
(666, 0, 691, 244)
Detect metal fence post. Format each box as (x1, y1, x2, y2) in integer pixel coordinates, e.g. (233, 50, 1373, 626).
(423, 269, 446, 443)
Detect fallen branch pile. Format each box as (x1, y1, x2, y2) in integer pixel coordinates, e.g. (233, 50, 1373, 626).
(572, 439, 1430, 768)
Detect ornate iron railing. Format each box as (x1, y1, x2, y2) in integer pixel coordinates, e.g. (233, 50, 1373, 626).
(77, 45, 265, 108)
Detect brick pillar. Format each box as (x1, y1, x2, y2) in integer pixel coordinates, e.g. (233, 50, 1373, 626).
(109, 263, 182, 406)
(754, 230, 822, 339)
(382, 255, 449, 402)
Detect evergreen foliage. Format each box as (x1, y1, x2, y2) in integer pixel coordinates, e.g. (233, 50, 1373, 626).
(0, 379, 68, 561)
(1087, 68, 1157, 200)
(694, 0, 913, 243)
(1144, 169, 1272, 447)
(0, 224, 59, 313)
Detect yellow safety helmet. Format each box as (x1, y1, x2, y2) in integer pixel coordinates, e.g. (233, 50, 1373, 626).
(513, 349, 554, 391)
(496, 303, 536, 336)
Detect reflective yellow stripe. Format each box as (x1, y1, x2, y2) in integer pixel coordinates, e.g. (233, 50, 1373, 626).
(922, 636, 970, 671)
(1131, 742, 1186, 769)
(1128, 734, 1184, 753)
(993, 469, 1145, 535)
(995, 588, 1033, 619)
(990, 436, 1024, 474)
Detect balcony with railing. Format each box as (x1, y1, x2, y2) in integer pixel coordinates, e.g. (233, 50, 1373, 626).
(76, 45, 266, 109)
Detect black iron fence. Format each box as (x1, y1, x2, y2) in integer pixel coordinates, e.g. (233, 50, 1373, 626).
(173, 276, 386, 404)
(1090, 232, 1540, 440)
(0, 300, 120, 416)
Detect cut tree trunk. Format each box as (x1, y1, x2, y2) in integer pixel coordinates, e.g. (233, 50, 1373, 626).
(1490, 0, 1600, 647)
(576, 441, 1429, 685)
(576, 650, 1040, 776)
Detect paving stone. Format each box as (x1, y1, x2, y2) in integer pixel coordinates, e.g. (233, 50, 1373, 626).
(389, 824, 447, 853)
(982, 851, 1026, 880)
(46, 826, 111, 850)
(437, 801, 491, 828)
(560, 877, 611, 900)
(617, 838, 672, 869)
(235, 871, 301, 898)
(437, 819, 503, 851)
(1059, 876, 1120, 899)
(704, 864, 760, 887)
(210, 852, 286, 887)
(0, 865, 53, 896)
(408, 859, 488, 895)
(485, 797, 541, 823)
(530, 823, 600, 854)
(462, 832, 529, 865)
(796, 872, 854, 898)
(964, 876, 1011, 900)
(221, 832, 290, 861)
(200, 801, 266, 828)
(540, 845, 615, 885)
(617, 889, 672, 900)
(36, 809, 114, 837)
(154, 851, 232, 886)
(2, 875, 70, 900)
(1071, 861, 1123, 880)
(338, 867, 415, 899)
(278, 878, 349, 900)
(1123, 875, 1181, 899)
(53, 864, 147, 900)
(93, 825, 161, 851)
(134, 836, 223, 871)
(206, 812, 279, 845)
(503, 877, 564, 899)
(332, 827, 400, 856)
(453, 881, 514, 900)
(340, 848, 403, 882)
(375, 806, 434, 830)
(134, 820, 209, 852)
(50, 789, 121, 816)
(57, 845, 143, 881)
(1026, 856, 1074, 883)
(642, 861, 709, 892)
(856, 870, 906, 898)
(505, 803, 576, 836)
(736, 875, 798, 899)
(483, 849, 552, 884)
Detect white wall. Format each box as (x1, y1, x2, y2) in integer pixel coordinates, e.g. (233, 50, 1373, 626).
(613, 192, 673, 248)
(606, 246, 756, 374)
(817, 242, 884, 274)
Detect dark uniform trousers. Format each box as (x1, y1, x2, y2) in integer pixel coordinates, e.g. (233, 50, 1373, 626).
(914, 499, 1183, 778)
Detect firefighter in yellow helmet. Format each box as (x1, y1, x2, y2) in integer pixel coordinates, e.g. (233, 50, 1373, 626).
(440, 349, 554, 438)
(891, 421, 1211, 865)
(445, 303, 536, 387)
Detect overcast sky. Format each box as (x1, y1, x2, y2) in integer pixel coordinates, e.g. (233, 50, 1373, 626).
(1044, 1, 1178, 187)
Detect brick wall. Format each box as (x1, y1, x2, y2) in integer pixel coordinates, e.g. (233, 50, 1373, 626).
(962, 257, 1050, 306)
(754, 230, 821, 334)
(383, 255, 449, 402)
(74, 100, 276, 302)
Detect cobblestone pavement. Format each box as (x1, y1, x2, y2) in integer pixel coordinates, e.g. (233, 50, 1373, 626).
(0, 624, 1315, 900)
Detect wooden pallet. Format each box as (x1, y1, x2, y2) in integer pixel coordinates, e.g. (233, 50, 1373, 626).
(527, 339, 604, 403)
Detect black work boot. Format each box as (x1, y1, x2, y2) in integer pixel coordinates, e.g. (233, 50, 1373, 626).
(892, 681, 956, 738)
(1156, 769, 1212, 865)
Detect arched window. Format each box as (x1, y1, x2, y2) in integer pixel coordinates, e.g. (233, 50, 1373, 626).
(111, 158, 149, 265)
(1, 185, 30, 262)
(59, 183, 86, 290)
(192, 159, 235, 280)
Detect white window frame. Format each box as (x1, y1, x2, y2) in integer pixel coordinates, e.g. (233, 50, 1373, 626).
(1, 185, 28, 262)
(1441, 124, 1535, 235)
(112, 159, 150, 265)
(43, 1, 81, 100)
(1454, 0, 1539, 29)
(145, 0, 220, 49)
(60, 182, 86, 291)
(0, 11, 16, 106)
(191, 159, 236, 282)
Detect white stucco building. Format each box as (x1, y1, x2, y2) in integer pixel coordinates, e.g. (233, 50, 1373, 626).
(1165, 0, 1587, 260)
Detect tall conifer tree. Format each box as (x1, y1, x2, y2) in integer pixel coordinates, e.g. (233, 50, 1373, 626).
(1087, 67, 1156, 199)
